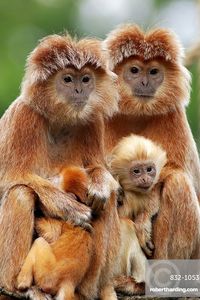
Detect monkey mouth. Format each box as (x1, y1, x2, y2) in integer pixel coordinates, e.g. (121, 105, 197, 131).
(134, 94, 154, 99)
(137, 185, 151, 191)
(73, 101, 87, 108)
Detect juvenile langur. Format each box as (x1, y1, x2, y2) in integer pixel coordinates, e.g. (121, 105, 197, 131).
(104, 24, 200, 260)
(0, 35, 119, 291)
(17, 166, 120, 300)
(109, 134, 167, 257)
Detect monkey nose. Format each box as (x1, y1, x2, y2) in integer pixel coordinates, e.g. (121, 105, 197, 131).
(141, 77, 148, 87)
(75, 88, 82, 94)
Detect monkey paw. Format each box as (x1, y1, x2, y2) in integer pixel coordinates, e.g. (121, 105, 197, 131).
(134, 225, 154, 256)
(66, 193, 92, 228)
(87, 172, 120, 215)
(87, 185, 107, 215)
(142, 240, 155, 257)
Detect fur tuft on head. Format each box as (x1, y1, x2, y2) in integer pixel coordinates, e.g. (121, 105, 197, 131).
(24, 34, 109, 84)
(109, 134, 167, 185)
(104, 24, 184, 69)
(20, 34, 119, 124)
(104, 24, 191, 115)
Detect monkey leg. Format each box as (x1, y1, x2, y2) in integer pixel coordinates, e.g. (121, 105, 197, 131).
(100, 285, 117, 300)
(56, 281, 77, 300)
(17, 237, 56, 291)
(153, 171, 200, 259)
(0, 185, 36, 291)
(22, 237, 58, 294)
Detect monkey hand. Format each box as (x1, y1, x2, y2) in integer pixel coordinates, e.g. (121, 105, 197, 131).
(51, 191, 92, 229)
(134, 218, 154, 257)
(26, 175, 92, 228)
(87, 167, 120, 215)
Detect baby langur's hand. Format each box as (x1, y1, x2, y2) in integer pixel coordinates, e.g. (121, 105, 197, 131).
(141, 239, 154, 257)
(134, 218, 154, 257)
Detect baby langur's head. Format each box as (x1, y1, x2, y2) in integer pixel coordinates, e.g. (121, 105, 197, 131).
(109, 134, 167, 193)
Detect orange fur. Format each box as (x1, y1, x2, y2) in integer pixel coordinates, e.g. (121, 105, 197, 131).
(60, 166, 88, 202)
(17, 167, 120, 300)
(0, 34, 118, 291)
(104, 24, 200, 262)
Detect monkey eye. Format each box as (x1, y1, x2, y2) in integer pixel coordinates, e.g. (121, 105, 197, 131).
(133, 168, 140, 174)
(149, 68, 159, 75)
(147, 166, 152, 173)
(130, 67, 139, 74)
(63, 75, 73, 83)
(82, 75, 90, 83)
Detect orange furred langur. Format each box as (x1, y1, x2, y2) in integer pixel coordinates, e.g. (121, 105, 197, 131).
(17, 166, 120, 300)
(0, 34, 119, 291)
(104, 24, 200, 260)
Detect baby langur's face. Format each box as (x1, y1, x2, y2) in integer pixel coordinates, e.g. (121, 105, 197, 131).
(129, 161, 156, 193)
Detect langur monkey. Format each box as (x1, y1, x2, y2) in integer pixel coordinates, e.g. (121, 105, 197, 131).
(109, 134, 167, 256)
(104, 24, 200, 260)
(106, 134, 166, 293)
(0, 34, 119, 291)
(17, 166, 120, 300)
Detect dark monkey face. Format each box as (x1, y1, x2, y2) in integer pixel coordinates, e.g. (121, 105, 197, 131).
(129, 161, 156, 192)
(123, 59, 164, 100)
(55, 67, 96, 109)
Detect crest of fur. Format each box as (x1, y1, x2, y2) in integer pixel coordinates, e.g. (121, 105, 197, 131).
(104, 24, 191, 115)
(20, 34, 118, 124)
(104, 24, 185, 69)
(25, 34, 109, 83)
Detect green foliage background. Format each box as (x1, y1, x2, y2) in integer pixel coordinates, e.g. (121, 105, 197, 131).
(0, 0, 199, 148)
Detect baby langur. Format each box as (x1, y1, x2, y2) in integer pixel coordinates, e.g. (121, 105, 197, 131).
(17, 166, 119, 300)
(110, 134, 167, 256)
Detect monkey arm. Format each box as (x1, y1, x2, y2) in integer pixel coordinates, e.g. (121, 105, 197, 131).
(24, 174, 91, 225)
(81, 116, 119, 213)
(134, 211, 155, 257)
(0, 102, 91, 225)
(153, 170, 200, 259)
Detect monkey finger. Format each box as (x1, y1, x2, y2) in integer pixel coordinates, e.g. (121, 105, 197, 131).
(75, 221, 93, 233)
(142, 245, 153, 257)
(146, 240, 155, 250)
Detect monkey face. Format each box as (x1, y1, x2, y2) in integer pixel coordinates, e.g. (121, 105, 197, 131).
(129, 161, 156, 192)
(123, 59, 164, 100)
(55, 67, 96, 110)
(114, 55, 189, 116)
